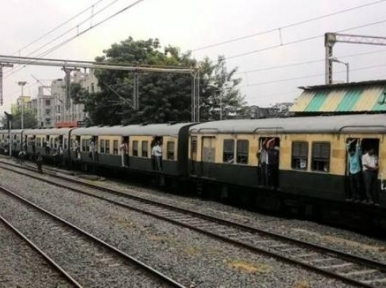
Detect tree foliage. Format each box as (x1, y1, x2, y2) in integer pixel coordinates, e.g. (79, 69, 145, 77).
(73, 37, 246, 125)
(0, 110, 38, 129)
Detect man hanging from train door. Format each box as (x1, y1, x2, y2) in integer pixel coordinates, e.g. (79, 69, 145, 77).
(120, 140, 128, 167)
(267, 138, 280, 190)
(346, 139, 362, 202)
(362, 147, 379, 205)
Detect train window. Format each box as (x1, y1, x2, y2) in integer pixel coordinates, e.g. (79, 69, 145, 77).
(113, 140, 118, 155)
(167, 141, 175, 160)
(37, 138, 42, 147)
(223, 139, 235, 163)
(142, 141, 148, 157)
(100, 139, 105, 153)
(236, 140, 249, 164)
(133, 141, 138, 156)
(312, 142, 330, 172)
(292, 142, 308, 170)
(105, 140, 110, 154)
(191, 137, 197, 153)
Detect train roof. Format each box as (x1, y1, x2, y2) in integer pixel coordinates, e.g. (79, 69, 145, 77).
(189, 114, 386, 134)
(71, 123, 194, 136)
(23, 128, 72, 135)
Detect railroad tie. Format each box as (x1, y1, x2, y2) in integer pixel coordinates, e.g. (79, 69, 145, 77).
(318, 263, 353, 269)
(339, 269, 377, 276)
(361, 278, 386, 285)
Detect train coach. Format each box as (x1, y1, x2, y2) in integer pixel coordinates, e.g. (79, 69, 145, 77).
(189, 114, 386, 232)
(69, 123, 194, 184)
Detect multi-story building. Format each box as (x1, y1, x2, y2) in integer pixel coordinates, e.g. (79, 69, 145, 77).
(10, 69, 100, 128)
(36, 86, 55, 128)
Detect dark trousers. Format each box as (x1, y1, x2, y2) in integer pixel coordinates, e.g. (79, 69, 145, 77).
(363, 171, 377, 202)
(349, 172, 362, 200)
(259, 163, 268, 186)
(267, 165, 279, 188)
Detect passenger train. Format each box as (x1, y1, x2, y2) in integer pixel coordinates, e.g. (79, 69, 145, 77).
(1, 114, 385, 233)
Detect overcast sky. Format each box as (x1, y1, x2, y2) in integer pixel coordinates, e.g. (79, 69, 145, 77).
(1, 0, 386, 114)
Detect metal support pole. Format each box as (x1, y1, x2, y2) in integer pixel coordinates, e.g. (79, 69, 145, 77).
(196, 72, 200, 123)
(0, 63, 13, 106)
(346, 63, 350, 83)
(220, 92, 223, 121)
(9, 120, 12, 157)
(325, 33, 335, 84)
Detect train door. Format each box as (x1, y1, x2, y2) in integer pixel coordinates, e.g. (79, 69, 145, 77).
(122, 136, 129, 167)
(190, 136, 198, 175)
(361, 138, 380, 204)
(151, 136, 163, 171)
(201, 136, 216, 178)
(258, 137, 280, 189)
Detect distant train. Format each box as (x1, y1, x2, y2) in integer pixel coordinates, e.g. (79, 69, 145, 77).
(1, 114, 385, 233)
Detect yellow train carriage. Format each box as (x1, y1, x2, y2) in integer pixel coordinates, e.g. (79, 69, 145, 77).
(189, 114, 386, 219)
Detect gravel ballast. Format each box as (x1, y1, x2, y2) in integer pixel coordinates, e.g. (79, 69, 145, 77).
(0, 166, 357, 287)
(0, 215, 74, 288)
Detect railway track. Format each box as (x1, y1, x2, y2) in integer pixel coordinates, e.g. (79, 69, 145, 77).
(0, 183, 185, 288)
(0, 214, 79, 288)
(1, 160, 386, 287)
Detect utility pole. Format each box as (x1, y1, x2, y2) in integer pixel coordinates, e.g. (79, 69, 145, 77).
(325, 32, 386, 84)
(4, 112, 13, 157)
(0, 63, 13, 106)
(17, 81, 27, 130)
(62, 67, 80, 122)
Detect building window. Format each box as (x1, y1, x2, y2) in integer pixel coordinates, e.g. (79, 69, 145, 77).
(45, 109, 51, 115)
(113, 140, 118, 155)
(105, 140, 110, 154)
(133, 141, 138, 156)
(223, 139, 235, 163)
(45, 99, 51, 106)
(292, 142, 308, 170)
(167, 141, 175, 160)
(142, 141, 148, 157)
(91, 83, 95, 93)
(312, 142, 330, 172)
(100, 139, 105, 153)
(57, 105, 61, 113)
(236, 140, 249, 164)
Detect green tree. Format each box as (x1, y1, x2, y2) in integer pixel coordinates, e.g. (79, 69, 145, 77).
(74, 37, 245, 125)
(0, 110, 38, 129)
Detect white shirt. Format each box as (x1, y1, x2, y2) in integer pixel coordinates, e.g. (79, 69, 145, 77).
(362, 153, 378, 171)
(152, 145, 162, 157)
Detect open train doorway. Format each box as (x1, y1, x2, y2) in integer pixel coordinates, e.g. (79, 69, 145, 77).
(346, 138, 379, 204)
(257, 137, 280, 189)
(152, 136, 163, 171)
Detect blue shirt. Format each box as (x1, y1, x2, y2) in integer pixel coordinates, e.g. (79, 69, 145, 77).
(346, 144, 361, 174)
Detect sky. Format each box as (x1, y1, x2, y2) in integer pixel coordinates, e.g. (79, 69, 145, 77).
(1, 0, 386, 114)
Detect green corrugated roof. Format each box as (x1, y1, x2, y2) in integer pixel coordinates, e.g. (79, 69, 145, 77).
(336, 88, 363, 111)
(304, 91, 328, 112)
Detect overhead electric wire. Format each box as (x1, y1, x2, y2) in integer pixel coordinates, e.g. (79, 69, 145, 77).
(13, 0, 106, 56)
(192, 0, 386, 52)
(24, 0, 121, 59)
(226, 17, 386, 61)
(237, 48, 386, 74)
(241, 62, 386, 88)
(4, 0, 146, 79)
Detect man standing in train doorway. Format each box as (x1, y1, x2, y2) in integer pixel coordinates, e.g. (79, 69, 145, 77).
(346, 139, 362, 202)
(267, 138, 279, 190)
(362, 147, 379, 205)
(152, 141, 162, 171)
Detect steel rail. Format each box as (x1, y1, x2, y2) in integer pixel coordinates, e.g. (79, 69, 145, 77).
(0, 182, 186, 288)
(0, 160, 385, 287)
(0, 214, 83, 288)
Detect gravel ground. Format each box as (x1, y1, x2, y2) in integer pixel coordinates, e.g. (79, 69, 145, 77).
(0, 189, 175, 288)
(0, 217, 74, 288)
(71, 171, 386, 265)
(0, 166, 356, 287)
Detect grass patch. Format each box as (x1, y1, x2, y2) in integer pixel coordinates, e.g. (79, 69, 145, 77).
(227, 259, 272, 274)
